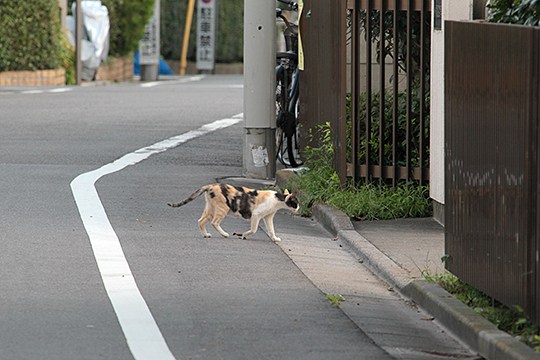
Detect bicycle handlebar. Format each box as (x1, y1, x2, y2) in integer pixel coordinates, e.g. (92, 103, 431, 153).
(276, 0, 298, 11)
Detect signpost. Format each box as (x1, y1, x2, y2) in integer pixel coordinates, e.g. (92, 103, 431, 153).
(139, 0, 160, 81)
(196, 0, 216, 73)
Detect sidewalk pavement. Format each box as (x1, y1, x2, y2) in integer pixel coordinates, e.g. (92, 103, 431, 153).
(275, 170, 540, 360)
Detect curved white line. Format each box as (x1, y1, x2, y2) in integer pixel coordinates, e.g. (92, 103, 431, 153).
(70, 114, 243, 360)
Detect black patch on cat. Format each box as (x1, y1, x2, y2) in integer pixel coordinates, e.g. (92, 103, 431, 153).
(235, 192, 252, 219)
(286, 195, 299, 209)
(234, 186, 245, 194)
(275, 192, 287, 202)
(209, 191, 216, 198)
(248, 190, 258, 197)
(220, 184, 233, 210)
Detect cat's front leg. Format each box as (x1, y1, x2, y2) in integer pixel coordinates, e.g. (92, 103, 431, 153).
(234, 216, 260, 239)
(263, 214, 281, 242)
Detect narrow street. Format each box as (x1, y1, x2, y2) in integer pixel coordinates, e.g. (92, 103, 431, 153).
(0, 75, 475, 359)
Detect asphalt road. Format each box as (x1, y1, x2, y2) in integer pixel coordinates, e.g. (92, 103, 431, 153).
(0, 76, 475, 360)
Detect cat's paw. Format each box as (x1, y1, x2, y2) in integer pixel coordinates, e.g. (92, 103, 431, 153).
(223, 233, 230, 238)
(203, 234, 212, 238)
(272, 237, 282, 242)
(233, 232, 243, 238)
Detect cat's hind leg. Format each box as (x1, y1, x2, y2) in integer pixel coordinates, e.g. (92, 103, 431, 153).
(198, 210, 212, 238)
(210, 206, 230, 238)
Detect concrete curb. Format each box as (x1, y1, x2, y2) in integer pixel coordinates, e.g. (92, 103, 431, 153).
(311, 203, 540, 360)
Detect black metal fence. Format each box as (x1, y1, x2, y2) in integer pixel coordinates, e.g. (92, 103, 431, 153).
(445, 21, 540, 324)
(299, 0, 431, 185)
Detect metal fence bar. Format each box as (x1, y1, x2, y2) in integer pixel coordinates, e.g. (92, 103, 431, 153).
(352, 0, 361, 184)
(405, 0, 413, 181)
(365, 0, 373, 182)
(392, 0, 400, 187)
(378, 3, 386, 184)
(419, 0, 426, 184)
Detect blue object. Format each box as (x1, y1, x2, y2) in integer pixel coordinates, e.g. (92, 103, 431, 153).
(133, 50, 174, 76)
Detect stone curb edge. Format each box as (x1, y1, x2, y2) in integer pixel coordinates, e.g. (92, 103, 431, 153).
(311, 203, 540, 360)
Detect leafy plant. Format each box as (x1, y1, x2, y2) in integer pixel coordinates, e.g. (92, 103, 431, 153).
(424, 269, 540, 351)
(488, 0, 540, 26)
(347, 8, 431, 86)
(326, 294, 345, 308)
(346, 90, 429, 168)
(0, 0, 64, 72)
(101, 0, 156, 57)
(291, 123, 432, 219)
(60, 36, 76, 85)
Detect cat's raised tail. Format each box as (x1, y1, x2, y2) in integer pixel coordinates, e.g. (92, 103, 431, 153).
(167, 185, 209, 208)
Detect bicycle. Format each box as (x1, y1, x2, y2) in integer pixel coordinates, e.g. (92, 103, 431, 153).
(275, 0, 302, 168)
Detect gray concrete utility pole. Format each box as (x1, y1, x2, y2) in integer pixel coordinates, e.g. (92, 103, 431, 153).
(243, 0, 276, 179)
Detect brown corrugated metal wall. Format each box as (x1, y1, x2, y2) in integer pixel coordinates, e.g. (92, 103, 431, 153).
(445, 21, 540, 323)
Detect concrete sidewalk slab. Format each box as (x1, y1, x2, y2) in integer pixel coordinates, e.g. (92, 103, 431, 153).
(311, 203, 540, 360)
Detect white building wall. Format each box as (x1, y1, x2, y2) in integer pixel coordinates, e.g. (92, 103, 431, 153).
(430, 0, 473, 216)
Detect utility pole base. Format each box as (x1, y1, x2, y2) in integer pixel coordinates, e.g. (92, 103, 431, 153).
(243, 127, 276, 180)
(140, 65, 158, 81)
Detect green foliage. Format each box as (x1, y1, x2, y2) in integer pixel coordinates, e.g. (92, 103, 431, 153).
(60, 36, 76, 85)
(325, 294, 345, 308)
(291, 123, 432, 220)
(347, 90, 429, 168)
(160, 0, 195, 61)
(215, 0, 243, 63)
(488, 0, 540, 26)
(0, 0, 63, 72)
(349, 8, 430, 85)
(101, 0, 156, 57)
(424, 269, 540, 351)
(161, 0, 243, 63)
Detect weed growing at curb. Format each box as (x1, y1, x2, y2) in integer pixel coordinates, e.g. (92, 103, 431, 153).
(325, 294, 345, 308)
(423, 267, 540, 351)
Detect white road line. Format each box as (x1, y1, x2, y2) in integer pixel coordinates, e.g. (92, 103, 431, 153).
(70, 113, 243, 360)
(140, 75, 206, 88)
(19, 88, 72, 95)
(48, 87, 73, 93)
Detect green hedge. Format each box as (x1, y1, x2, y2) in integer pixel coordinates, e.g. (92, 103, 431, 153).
(0, 0, 63, 72)
(102, 0, 156, 57)
(161, 0, 243, 63)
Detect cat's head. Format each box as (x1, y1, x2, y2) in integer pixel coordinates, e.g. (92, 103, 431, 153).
(283, 190, 300, 212)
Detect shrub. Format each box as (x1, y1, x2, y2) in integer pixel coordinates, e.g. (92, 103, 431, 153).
(0, 0, 63, 72)
(102, 0, 156, 57)
(488, 0, 540, 26)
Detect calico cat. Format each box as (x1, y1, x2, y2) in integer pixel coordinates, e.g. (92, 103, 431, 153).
(168, 183, 299, 242)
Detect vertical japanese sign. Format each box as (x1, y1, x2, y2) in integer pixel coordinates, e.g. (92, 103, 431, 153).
(139, 0, 160, 65)
(197, 0, 216, 71)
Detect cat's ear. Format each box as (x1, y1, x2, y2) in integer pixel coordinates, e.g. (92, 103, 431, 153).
(283, 189, 290, 195)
